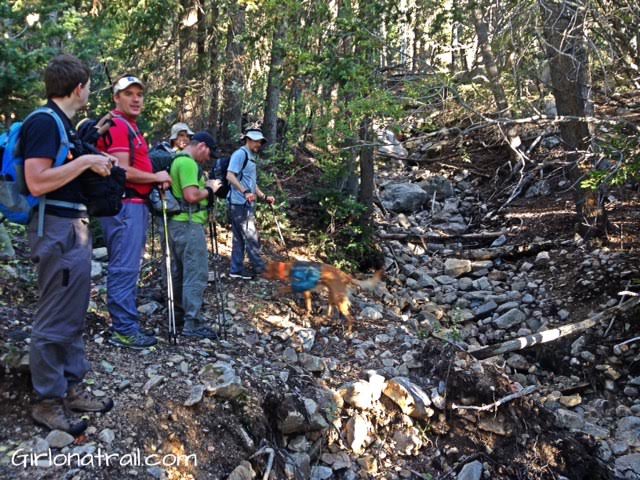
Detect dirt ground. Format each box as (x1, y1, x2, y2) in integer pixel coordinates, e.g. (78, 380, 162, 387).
(1, 132, 639, 479)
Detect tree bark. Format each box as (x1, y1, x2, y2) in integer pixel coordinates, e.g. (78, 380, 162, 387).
(358, 117, 375, 229)
(220, 2, 246, 147)
(540, 0, 607, 239)
(207, 0, 220, 138)
(263, 18, 286, 146)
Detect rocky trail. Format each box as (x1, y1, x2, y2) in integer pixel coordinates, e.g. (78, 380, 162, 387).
(1, 136, 640, 480)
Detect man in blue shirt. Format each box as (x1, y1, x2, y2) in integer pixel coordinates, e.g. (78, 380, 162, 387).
(226, 129, 274, 279)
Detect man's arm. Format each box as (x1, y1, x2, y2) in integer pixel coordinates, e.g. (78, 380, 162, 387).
(111, 152, 171, 186)
(25, 154, 114, 197)
(227, 170, 256, 203)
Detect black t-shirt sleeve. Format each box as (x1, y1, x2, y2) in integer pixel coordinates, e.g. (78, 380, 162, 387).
(22, 113, 61, 162)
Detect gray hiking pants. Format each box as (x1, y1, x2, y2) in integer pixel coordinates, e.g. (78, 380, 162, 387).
(28, 215, 92, 399)
(168, 220, 208, 330)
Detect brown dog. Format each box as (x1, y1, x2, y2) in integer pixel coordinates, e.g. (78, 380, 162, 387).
(263, 261, 383, 333)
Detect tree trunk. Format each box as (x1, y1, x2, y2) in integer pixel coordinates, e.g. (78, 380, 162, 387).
(263, 18, 286, 147)
(220, 2, 246, 147)
(540, 0, 606, 239)
(472, 8, 509, 115)
(358, 117, 374, 229)
(207, 0, 220, 139)
(472, 6, 522, 158)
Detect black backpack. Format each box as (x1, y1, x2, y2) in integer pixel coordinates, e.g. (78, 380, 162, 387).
(76, 114, 129, 217)
(211, 150, 248, 199)
(149, 142, 175, 173)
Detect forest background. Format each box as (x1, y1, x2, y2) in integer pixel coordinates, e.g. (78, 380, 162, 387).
(1, 0, 639, 266)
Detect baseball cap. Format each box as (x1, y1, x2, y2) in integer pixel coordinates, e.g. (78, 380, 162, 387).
(170, 122, 194, 140)
(113, 75, 145, 95)
(192, 131, 217, 155)
(243, 129, 266, 143)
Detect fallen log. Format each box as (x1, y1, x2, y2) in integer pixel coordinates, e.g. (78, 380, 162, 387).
(378, 230, 507, 243)
(468, 297, 640, 360)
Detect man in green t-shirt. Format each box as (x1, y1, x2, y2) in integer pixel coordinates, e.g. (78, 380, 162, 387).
(168, 131, 221, 338)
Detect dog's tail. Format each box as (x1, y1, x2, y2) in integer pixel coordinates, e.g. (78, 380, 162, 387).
(352, 269, 384, 290)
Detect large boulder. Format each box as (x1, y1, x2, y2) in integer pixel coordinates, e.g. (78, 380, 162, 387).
(419, 175, 454, 200)
(381, 183, 428, 213)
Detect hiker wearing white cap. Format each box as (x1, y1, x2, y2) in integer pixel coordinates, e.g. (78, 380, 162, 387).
(226, 128, 275, 280)
(97, 73, 172, 349)
(169, 122, 195, 151)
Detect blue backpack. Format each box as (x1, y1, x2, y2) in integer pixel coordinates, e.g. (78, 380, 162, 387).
(290, 262, 322, 293)
(0, 107, 70, 233)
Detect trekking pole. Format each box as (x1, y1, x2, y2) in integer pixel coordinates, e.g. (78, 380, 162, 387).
(208, 200, 220, 258)
(150, 215, 156, 258)
(207, 205, 229, 339)
(269, 203, 289, 259)
(160, 190, 178, 345)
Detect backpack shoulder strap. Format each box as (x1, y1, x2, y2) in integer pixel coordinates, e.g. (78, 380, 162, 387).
(23, 107, 72, 237)
(25, 107, 70, 167)
(237, 149, 250, 181)
(110, 113, 140, 163)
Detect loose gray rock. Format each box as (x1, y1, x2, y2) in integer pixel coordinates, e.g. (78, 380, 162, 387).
(615, 453, 640, 480)
(92, 247, 108, 260)
(457, 460, 483, 480)
(90, 261, 103, 279)
(493, 308, 526, 329)
(311, 466, 333, 480)
(555, 409, 585, 430)
(184, 384, 205, 406)
(200, 362, 246, 399)
(444, 259, 472, 278)
(383, 377, 434, 419)
(143, 375, 165, 395)
(616, 416, 640, 448)
(392, 427, 423, 455)
(361, 306, 383, 321)
(419, 175, 454, 200)
(98, 428, 115, 445)
(298, 353, 325, 372)
(45, 430, 74, 449)
(147, 466, 167, 480)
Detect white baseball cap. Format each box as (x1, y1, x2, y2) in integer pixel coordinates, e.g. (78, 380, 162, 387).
(243, 129, 266, 143)
(113, 75, 145, 95)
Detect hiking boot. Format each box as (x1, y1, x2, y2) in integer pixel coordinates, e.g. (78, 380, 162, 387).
(229, 270, 253, 280)
(64, 386, 114, 413)
(109, 331, 157, 349)
(182, 326, 219, 339)
(32, 399, 87, 436)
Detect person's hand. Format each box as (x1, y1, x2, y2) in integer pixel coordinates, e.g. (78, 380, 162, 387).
(155, 170, 172, 189)
(206, 178, 222, 193)
(85, 154, 113, 177)
(95, 112, 114, 136)
(244, 192, 257, 203)
(265, 195, 275, 205)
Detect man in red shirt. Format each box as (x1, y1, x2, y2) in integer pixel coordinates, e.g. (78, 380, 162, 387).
(98, 75, 171, 349)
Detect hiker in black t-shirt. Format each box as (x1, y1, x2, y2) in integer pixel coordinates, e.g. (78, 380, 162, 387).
(23, 54, 117, 436)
